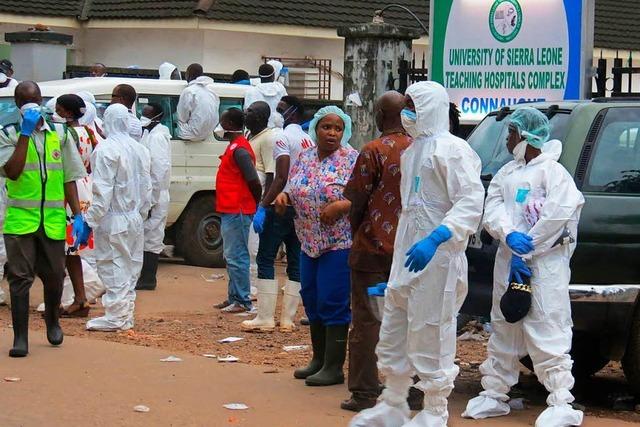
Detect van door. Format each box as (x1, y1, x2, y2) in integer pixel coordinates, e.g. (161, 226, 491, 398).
(137, 94, 186, 226)
(573, 107, 640, 284)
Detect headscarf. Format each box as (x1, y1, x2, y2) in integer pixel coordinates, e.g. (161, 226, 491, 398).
(308, 105, 352, 147)
(510, 106, 550, 149)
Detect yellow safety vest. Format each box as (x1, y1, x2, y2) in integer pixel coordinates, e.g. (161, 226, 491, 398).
(4, 128, 66, 240)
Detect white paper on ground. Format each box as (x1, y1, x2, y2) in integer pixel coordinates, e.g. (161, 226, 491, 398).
(133, 405, 150, 413)
(283, 345, 309, 352)
(218, 336, 244, 343)
(223, 403, 249, 410)
(218, 355, 240, 363)
(202, 354, 217, 359)
(160, 356, 183, 362)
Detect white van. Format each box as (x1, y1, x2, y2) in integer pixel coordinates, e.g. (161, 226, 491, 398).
(0, 77, 250, 267)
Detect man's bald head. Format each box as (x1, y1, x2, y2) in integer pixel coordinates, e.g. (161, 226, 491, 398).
(14, 81, 42, 108)
(374, 90, 405, 133)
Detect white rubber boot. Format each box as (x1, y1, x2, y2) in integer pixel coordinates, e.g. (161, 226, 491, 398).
(241, 279, 278, 332)
(280, 280, 301, 332)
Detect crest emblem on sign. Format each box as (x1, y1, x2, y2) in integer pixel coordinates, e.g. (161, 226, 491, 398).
(489, 0, 523, 43)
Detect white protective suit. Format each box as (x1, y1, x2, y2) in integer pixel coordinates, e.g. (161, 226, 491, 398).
(350, 82, 484, 427)
(463, 139, 585, 427)
(141, 123, 172, 253)
(159, 62, 180, 80)
(77, 91, 105, 142)
(177, 76, 220, 141)
(128, 110, 143, 142)
(243, 81, 287, 128)
(85, 104, 147, 331)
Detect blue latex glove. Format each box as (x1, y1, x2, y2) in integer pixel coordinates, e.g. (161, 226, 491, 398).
(367, 282, 388, 297)
(252, 206, 267, 234)
(506, 231, 534, 255)
(72, 214, 91, 246)
(510, 255, 532, 284)
(20, 108, 41, 137)
(405, 225, 452, 273)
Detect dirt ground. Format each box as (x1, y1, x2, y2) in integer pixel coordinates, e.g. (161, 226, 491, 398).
(0, 261, 638, 426)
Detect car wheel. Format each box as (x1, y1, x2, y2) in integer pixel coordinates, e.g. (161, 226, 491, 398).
(520, 332, 609, 379)
(623, 308, 640, 395)
(177, 195, 225, 268)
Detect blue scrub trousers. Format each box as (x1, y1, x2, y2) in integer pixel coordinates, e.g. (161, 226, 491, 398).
(220, 213, 253, 309)
(300, 249, 351, 325)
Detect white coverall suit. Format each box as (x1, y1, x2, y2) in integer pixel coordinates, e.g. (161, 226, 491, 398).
(141, 123, 172, 253)
(177, 76, 220, 141)
(86, 104, 149, 331)
(351, 82, 484, 427)
(463, 140, 585, 426)
(243, 81, 287, 128)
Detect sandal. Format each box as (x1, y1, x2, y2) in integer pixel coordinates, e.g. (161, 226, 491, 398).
(60, 300, 91, 318)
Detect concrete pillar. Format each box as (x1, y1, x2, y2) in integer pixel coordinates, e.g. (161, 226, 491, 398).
(5, 30, 73, 82)
(338, 23, 421, 150)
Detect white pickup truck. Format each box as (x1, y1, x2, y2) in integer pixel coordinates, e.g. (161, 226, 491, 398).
(0, 77, 250, 267)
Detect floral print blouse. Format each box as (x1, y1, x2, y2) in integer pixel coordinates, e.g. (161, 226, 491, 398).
(288, 146, 359, 258)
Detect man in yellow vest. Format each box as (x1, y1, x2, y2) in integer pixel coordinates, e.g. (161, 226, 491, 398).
(0, 81, 87, 357)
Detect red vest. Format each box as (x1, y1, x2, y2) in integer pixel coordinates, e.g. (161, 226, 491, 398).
(215, 136, 258, 214)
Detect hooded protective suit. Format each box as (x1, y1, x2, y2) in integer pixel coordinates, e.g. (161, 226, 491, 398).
(177, 76, 220, 141)
(243, 81, 287, 128)
(77, 91, 105, 141)
(85, 104, 146, 331)
(159, 62, 180, 80)
(350, 82, 484, 427)
(141, 123, 172, 253)
(463, 113, 585, 426)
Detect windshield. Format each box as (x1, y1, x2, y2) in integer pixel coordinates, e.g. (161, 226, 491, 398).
(468, 110, 571, 177)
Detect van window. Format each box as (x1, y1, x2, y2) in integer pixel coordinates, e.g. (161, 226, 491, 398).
(468, 111, 571, 177)
(0, 96, 19, 128)
(214, 97, 244, 141)
(137, 94, 178, 137)
(585, 108, 640, 194)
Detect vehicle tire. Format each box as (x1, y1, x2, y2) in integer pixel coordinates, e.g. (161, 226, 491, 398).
(520, 333, 609, 379)
(623, 308, 640, 395)
(177, 195, 225, 268)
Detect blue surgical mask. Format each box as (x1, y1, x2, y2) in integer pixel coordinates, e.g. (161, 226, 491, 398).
(401, 108, 417, 121)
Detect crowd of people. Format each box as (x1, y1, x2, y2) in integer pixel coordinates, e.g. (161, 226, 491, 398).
(0, 57, 586, 427)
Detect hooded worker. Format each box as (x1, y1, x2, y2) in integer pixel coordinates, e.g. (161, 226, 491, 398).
(137, 103, 172, 290)
(177, 63, 220, 141)
(86, 104, 147, 331)
(158, 62, 181, 80)
(244, 63, 287, 128)
(349, 81, 484, 427)
(463, 107, 585, 427)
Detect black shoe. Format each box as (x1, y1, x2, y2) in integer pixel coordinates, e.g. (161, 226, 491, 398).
(305, 324, 348, 386)
(136, 251, 159, 290)
(43, 283, 63, 346)
(340, 396, 377, 412)
(294, 323, 325, 379)
(300, 317, 310, 326)
(9, 292, 29, 357)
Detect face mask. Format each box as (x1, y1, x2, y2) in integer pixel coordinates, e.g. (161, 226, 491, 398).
(0, 73, 6, 84)
(20, 103, 41, 117)
(214, 124, 226, 139)
(51, 113, 67, 124)
(512, 140, 528, 162)
(279, 106, 298, 126)
(401, 109, 419, 138)
(140, 112, 163, 128)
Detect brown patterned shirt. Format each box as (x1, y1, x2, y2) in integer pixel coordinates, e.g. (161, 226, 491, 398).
(344, 132, 412, 272)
